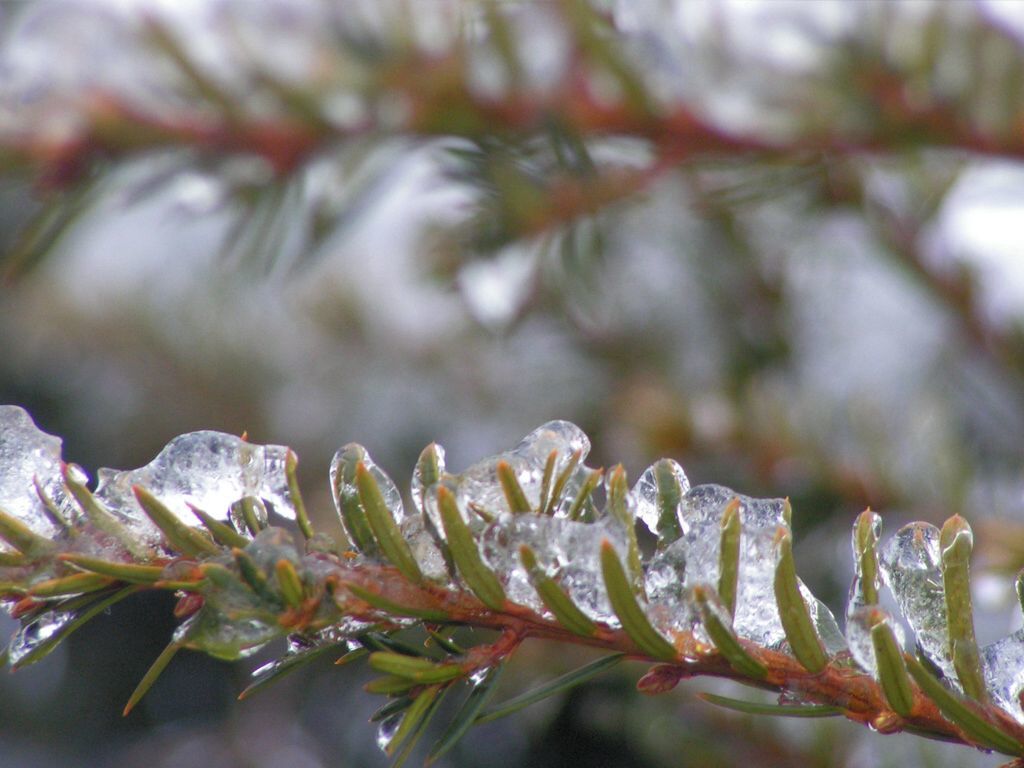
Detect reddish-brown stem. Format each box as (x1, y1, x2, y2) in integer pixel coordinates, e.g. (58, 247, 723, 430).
(319, 556, 1024, 756)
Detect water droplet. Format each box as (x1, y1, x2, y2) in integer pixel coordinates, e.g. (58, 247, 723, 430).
(376, 713, 404, 753)
(7, 610, 73, 667)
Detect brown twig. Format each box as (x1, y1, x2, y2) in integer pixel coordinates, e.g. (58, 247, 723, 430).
(318, 555, 1024, 756)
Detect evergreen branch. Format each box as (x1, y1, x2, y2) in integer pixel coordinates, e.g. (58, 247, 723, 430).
(3, 407, 1024, 762)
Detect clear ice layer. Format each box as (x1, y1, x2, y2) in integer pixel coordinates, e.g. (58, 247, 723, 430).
(411, 443, 446, 517)
(94, 431, 296, 544)
(456, 421, 591, 519)
(845, 606, 905, 678)
(632, 459, 690, 542)
(331, 444, 405, 524)
(329, 443, 447, 579)
(0, 405, 77, 546)
(674, 485, 788, 646)
(643, 541, 698, 637)
(982, 629, 1024, 724)
(480, 513, 628, 624)
(401, 515, 448, 581)
(643, 484, 843, 652)
(879, 522, 956, 682)
(847, 511, 882, 618)
(174, 609, 279, 661)
(803, 584, 847, 656)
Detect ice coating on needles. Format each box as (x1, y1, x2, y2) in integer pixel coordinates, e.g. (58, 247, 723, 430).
(845, 606, 905, 679)
(330, 443, 447, 580)
(644, 484, 843, 651)
(411, 443, 446, 518)
(0, 407, 66, 529)
(93, 431, 296, 544)
(879, 522, 956, 683)
(0, 406, 79, 547)
(848, 511, 883, 617)
(982, 630, 1024, 724)
(480, 513, 630, 622)
(455, 421, 591, 520)
(631, 459, 689, 542)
